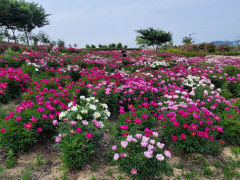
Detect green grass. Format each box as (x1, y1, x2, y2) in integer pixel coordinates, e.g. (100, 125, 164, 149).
(231, 147, 240, 156)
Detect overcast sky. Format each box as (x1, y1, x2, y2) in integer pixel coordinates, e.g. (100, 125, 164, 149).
(26, 0, 240, 47)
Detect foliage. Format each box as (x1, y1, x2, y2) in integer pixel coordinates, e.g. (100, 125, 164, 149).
(5, 149, 17, 168)
(136, 27, 172, 50)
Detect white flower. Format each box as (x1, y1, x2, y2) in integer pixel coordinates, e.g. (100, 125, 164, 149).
(59, 111, 66, 120)
(106, 111, 111, 117)
(77, 114, 82, 120)
(80, 96, 85, 100)
(93, 112, 101, 119)
(71, 106, 78, 111)
(86, 98, 90, 102)
(89, 104, 97, 110)
(90, 97, 95, 100)
(81, 109, 88, 114)
(68, 102, 73, 107)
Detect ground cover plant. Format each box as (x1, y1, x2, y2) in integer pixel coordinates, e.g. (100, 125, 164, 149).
(0, 43, 239, 179)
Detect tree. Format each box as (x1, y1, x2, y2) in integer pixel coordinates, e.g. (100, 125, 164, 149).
(116, 42, 123, 49)
(182, 36, 193, 44)
(108, 43, 116, 48)
(57, 39, 65, 47)
(17, 1, 50, 46)
(136, 36, 150, 49)
(136, 27, 172, 50)
(38, 31, 50, 45)
(0, 0, 50, 46)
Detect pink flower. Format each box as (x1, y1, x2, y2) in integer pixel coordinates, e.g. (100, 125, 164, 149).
(157, 142, 165, 149)
(156, 154, 164, 161)
(144, 150, 153, 158)
(55, 136, 61, 143)
(76, 128, 82, 133)
(172, 136, 178, 141)
(142, 113, 148, 119)
(24, 122, 32, 130)
(70, 121, 77, 125)
(112, 145, 117, 151)
(30, 116, 38, 122)
(37, 127, 43, 133)
(114, 153, 119, 161)
(180, 134, 186, 140)
(141, 141, 148, 147)
(86, 133, 93, 139)
(164, 150, 171, 158)
(131, 168, 138, 175)
(134, 118, 142, 125)
(53, 120, 58, 125)
(16, 116, 21, 121)
(120, 125, 128, 130)
(121, 141, 128, 148)
(1, 128, 6, 133)
(125, 118, 131, 123)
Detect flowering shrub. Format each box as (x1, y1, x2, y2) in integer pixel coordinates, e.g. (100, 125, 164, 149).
(112, 131, 172, 179)
(161, 105, 223, 155)
(0, 67, 32, 103)
(117, 106, 158, 136)
(55, 96, 110, 169)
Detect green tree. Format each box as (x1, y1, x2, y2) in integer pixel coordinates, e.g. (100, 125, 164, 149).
(57, 39, 65, 47)
(108, 43, 116, 48)
(136, 27, 172, 50)
(136, 36, 150, 49)
(182, 36, 193, 44)
(85, 44, 90, 49)
(38, 31, 50, 45)
(0, 0, 50, 46)
(17, 1, 50, 46)
(116, 42, 123, 48)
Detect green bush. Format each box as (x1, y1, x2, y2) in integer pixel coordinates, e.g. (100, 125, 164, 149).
(217, 109, 240, 145)
(59, 133, 96, 169)
(223, 65, 240, 77)
(0, 120, 38, 152)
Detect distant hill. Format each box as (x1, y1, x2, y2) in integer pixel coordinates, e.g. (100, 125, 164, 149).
(213, 40, 240, 46)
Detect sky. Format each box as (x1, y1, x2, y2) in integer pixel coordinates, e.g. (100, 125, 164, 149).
(26, 0, 240, 48)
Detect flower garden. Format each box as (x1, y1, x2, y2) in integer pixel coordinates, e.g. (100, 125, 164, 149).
(0, 42, 240, 179)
